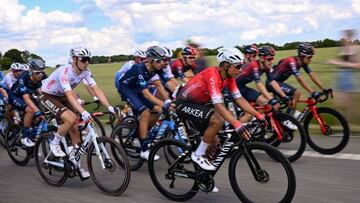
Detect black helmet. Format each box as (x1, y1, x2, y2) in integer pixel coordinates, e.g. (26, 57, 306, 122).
(29, 59, 46, 71)
(297, 42, 315, 56)
(146, 46, 166, 60)
(243, 44, 258, 55)
(258, 46, 275, 57)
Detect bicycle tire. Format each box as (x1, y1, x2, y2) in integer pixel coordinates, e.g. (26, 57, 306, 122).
(92, 116, 106, 137)
(88, 136, 131, 196)
(148, 138, 198, 201)
(271, 112, 307, 162)
(163, 130, 191, 165)
(4, 124, 30, 166)
(34, 132, 67, 186)
(303, 107, 350, 154)
(0, 117, 10, 148)
(111, 123, 144, 171)
(228, 141, 296, 203)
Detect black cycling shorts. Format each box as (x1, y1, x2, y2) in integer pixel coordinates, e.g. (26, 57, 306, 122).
(176, 99, 215, 129)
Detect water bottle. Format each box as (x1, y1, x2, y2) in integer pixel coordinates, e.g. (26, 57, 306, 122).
(177, 121, 188, 140)
(155, 122, 167, 142)
(13, 110, 21, 125)
(143, 122, 161, 149)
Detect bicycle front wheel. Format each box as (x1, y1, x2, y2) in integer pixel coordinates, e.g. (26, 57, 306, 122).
(88, 136, 131, 196)
(303, 107, 350, 154)
(229, 141, 296, 203)
(34, 132, 67, 186)
(5, 125, 30, 166)
(148, 138, 198, 202)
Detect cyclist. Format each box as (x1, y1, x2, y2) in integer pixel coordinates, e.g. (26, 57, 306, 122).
(176, 47, 265, 171)
(8, 59, 47, 147)
(21, 63, 30, 72)
(2, 62, 23, 90)
(243, 44, 258, 64)
(116, 46, 171, 160)
(266, 43, 325, 119)
(171, 46, 197, 82)
(235, 46, 296, 129)
(114, 50, 147, 90)
(40, 47, 116, 178)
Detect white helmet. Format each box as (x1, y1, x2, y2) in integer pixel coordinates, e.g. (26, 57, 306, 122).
(10, 62, 22, 71)
(70, 47, 92, 58)
(216, 47, 244, 64)
(133, 50, 147, 58)
(21, 64, 30, 71)
(162, 46, 173, 58)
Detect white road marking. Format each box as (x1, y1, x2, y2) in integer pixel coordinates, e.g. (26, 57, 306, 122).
(280, 150, 360, 160)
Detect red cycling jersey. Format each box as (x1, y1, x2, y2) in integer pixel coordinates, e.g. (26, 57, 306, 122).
(170, 58, 196, 78)
(177, 66, 242, 104)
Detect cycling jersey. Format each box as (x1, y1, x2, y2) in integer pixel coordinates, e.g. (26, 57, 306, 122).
(271, 56, 312, 82)
(9, 72, 45, 110)
(1, 72, 17, 90)
(236, 60, 272, 86)
(177, 67, 241, 105)
(41, 64, 96, 96)
(149, 65, 174, 84)
(170, 58, 196, 79)
(118, 63, 168, 90)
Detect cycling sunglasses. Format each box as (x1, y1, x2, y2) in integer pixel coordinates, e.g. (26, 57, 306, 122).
(33, 71, 45, 76)
(306, 55, 313, 59)
(266, 57, 274, 61)
(186, 56, 196, 60)
(78, 57, 91, 63)
(13, 70, 23, 73)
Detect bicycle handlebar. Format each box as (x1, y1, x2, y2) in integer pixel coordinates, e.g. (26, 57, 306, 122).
(83, 100, 101, 110)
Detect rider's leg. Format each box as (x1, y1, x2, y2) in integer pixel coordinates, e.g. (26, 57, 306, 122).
(292, 89, 301, 110)
(21, 106, 36, 147)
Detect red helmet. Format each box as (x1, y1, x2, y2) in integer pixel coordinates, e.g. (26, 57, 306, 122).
(182, 46, 197, 56)
(243, 44, 259, 55)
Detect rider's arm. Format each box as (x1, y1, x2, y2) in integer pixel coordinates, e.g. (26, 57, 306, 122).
(153, 80, 169, 100)
(166, 78, 179, 93)
(142, 88, 164, 107)
(256, 82, 273, 100)
(22, 94, 40, 112)
(269, 80, 287, 98)
(234, 97, 261, 118)
(89, 85, 111, 108)
(65, 90, 87, 113)
(213, 103, 240, 125)
(308, 72, 325, 91)
(0, 88, 8, 98)
(296, 75, 314, 94)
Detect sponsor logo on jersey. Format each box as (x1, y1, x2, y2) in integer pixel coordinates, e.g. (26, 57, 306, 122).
(181, 106, 203, 118)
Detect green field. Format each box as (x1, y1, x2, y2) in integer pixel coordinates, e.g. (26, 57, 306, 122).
(43, 47, 360, 127)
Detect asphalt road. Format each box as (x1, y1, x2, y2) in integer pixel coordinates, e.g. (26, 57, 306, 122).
(0, 131, 359, 203)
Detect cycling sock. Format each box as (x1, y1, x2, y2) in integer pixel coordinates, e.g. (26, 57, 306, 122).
(195, 140, 209, 157)
(51, 133, 62, 145)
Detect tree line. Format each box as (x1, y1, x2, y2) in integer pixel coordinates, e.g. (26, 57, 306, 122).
(1, 38, 359, 69)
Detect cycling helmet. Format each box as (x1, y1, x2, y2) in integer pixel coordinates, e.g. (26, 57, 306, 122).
(70, 47, 92, 58)
(297, 42, 315, 56)
(216, 47, 244, 64)
(21, 64, 30, 71)
(258, 46, 275, 57)
(182, 46, 197, 57)
(162, 46, 173, 58)
(29, 59, 46, 71)
(10, 62, 22, 71)
(133, 50, 147, 58)
(146, 46, 166, 60)
(243, 44, 258, 55)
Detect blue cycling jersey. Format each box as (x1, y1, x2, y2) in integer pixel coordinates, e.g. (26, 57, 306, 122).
(11, 72, 45, 96)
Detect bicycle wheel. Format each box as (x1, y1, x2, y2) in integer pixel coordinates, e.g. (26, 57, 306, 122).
(163, 130, 191, 165)
(270, 112, 307, 162)
(229, 141, 296, 203)
(34, 132, 67, 186)
(92, 116, 106, 137)
(87, 136, 130, 196)
(148, 138, 198, 201)
(0, 117, 10, 148)
(4, 124, 30, 166)
(111, 123, 144, 171)
(303, 107, 350, 154)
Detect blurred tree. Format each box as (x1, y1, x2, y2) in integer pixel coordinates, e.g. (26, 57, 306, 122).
(4, 49, 24, 63)
(0, 57, 13, 70)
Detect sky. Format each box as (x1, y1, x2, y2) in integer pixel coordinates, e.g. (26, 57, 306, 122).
(1, 0, 360, 66)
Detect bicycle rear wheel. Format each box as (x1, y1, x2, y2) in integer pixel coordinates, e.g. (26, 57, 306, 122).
(34, 132, 67, 186)
(148, 138, 198, 201)
(5, 124, 30, 166)
(0, 117, 10, 148)
(229, 141, 296, 203)
(88, 136, 131, 196)
(111, 123, 144, 171)
(303, 107, 350, 154)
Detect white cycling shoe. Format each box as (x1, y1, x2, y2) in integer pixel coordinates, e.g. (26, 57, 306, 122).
(21, 137, 35, 147)
(50, 143, 66, 157)
(140, 149, 160, 161)
(191, 152, 216, 171)
(282, 120, 298, 130)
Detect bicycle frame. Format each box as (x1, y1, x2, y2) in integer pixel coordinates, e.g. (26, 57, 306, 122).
(43, 122, 110, 170)
(254, 104, 286, 141)
(297, 97, 328, 135)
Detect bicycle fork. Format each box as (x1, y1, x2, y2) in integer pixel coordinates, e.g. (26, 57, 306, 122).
(241, 143, 269, 183)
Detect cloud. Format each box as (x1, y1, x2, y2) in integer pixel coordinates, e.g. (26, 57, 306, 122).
(352, 0, 360, 14)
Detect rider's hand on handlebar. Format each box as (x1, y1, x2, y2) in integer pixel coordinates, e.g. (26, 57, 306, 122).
(268, 98, 280, 110)
(234, 122, 251, 140)
(162, 99, 173, 112)
(81, 111, 93, 122)
(255, 112, 267, 127)
(34, 111, 45, 120)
